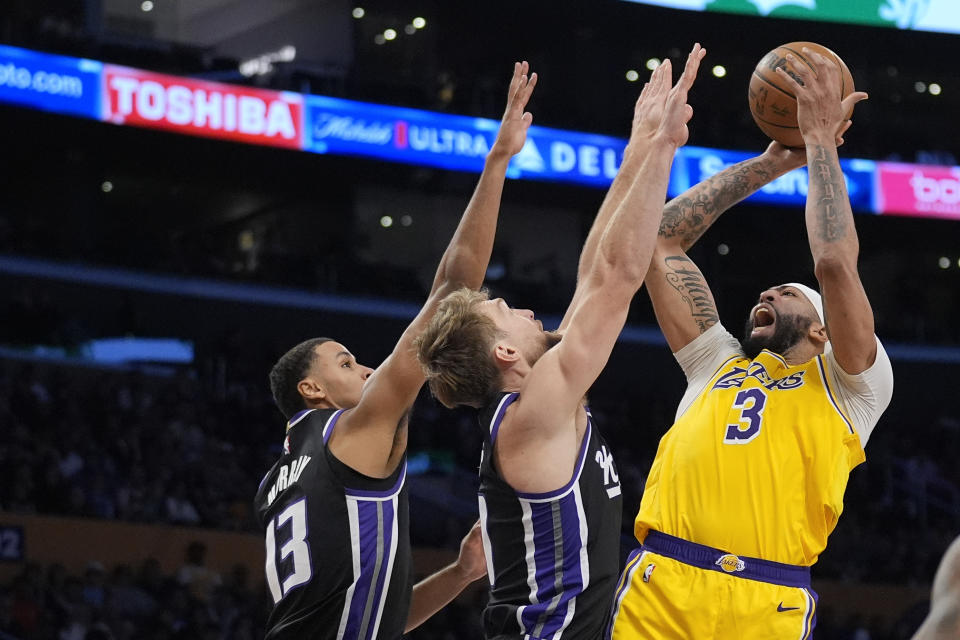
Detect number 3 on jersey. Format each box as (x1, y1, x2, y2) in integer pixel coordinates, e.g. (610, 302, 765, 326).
(724, 388, 767, 444)
(265, 498, 313, 604)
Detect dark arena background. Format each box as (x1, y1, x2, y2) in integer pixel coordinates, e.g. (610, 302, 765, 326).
(2, 1, 960, 638)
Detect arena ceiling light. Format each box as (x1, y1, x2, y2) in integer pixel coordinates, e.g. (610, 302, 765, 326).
(238, 46, 297, 77)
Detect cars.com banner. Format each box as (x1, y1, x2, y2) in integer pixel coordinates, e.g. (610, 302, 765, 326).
(1, 43, 959, 220)
(0, 44, 101, 118)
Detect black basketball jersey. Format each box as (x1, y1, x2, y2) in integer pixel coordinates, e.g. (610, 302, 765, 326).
(254, 408, 411, 640)
(477, 392, 623, 640)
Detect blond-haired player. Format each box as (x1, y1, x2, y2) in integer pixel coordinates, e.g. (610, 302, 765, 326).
(608, 49, 891, 639)
(417, 45, 705, 639)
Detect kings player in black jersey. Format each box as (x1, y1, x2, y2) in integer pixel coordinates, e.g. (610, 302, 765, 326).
(255, 61, 538, 640)
(416, 45, 705, 640)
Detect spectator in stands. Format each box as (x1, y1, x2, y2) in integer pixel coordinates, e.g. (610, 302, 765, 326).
(176, 542, 221, 604)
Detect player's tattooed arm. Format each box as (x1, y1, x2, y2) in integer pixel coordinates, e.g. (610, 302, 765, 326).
(808, 144, 851, 244)
(659, 144, 802, 251)
(661, 254, 719, 332)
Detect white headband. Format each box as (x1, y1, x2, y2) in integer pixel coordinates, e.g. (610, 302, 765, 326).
(783, 282, 824, 325)
(783, 282, 831, 352)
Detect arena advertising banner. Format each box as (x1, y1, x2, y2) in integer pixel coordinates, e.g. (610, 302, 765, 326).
(0, 44, 101, 119)
(620, 0, 960, 35)
(670, 146, 878, 212)
(103, 65, 303, 149)
(2, 43, 960, 220)
(304, 95, 626, 187)
(876, 162, 960, 220)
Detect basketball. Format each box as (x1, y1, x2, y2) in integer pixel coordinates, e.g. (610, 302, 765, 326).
(748, 41, 855, 148)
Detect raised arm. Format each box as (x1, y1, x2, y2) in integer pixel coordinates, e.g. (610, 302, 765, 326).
(777, 49, 873, 373)
(646, 144, 803, 352)
(519, 44, 704, 427)
(430, 62, 538, 297)
(332, 63, 537, 476)
(557, 65, 668, 332)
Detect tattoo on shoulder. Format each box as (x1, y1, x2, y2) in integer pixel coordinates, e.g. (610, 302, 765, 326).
(662, 255, 719, 333)
(810, 145, 849, 243)
(659, 157, 775, 248)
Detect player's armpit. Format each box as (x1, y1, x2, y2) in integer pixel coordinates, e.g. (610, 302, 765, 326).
(646, 247, 720, 353)
(327, 312, 432, 477)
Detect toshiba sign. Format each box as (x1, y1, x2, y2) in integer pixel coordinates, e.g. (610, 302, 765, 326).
(103, 66, 302, 149)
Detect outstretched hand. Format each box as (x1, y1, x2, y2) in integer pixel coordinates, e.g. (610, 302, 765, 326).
(492, 61, 538, 157)
(629, 43, 705, 149)
(775, 49, 868, 146)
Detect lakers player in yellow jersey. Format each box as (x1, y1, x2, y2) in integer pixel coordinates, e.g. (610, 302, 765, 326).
(607, 50, 892, 639)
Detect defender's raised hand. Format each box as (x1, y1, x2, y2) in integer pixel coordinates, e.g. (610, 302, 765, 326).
(656, 42, 706, 148)
(491, 61, 538, 158)
(628, 43, 705, 151)
(776, 49, 867, 146)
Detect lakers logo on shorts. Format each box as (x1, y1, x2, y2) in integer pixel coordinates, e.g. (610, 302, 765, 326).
(715, 554, 745, 573)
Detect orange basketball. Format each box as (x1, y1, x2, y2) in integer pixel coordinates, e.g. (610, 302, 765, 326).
(748, 41, 855, 148)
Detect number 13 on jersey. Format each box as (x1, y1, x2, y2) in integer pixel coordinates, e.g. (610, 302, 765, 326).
(265, 498, 313, 603)
(724, 388, 768, 445)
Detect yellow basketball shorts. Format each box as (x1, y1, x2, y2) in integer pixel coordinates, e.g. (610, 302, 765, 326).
(607, 532, 817, 640)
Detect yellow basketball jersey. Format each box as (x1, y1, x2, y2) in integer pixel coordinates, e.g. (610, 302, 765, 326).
(635, 349, 864, 566)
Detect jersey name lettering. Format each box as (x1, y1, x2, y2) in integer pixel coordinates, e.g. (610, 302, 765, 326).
(267, 455, 312, 506)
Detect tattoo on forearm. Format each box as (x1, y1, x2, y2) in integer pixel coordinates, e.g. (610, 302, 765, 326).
(810, 145, 849, 243)
(663, 255, 719, 333)
(660, 157, 776, 248)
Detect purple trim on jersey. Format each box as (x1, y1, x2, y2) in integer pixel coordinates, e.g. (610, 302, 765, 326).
(518, 491, 588, 638)
(322, 409, 347, 444)
(605, 549, 645, 640)
(516, 419, 592, 501)
(341, 498, 396, 640)
(489, 392, 519, 443)
(816, 356, 855, 435)
(367, 499, 396, 639)
(642, 530, 812, 588)
(287, 408, 315, 430)
(761, 349, 789, 367)
(801, 587, 818, 639)
(343, 462, 407, 499)
(257, 469, 272, 493)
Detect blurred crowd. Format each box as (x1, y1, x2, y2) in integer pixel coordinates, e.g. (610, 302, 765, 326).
(0, 350, 958, 639)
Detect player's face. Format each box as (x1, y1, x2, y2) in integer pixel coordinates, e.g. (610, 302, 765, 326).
(481, 298, 559, 366)
(308, 341, 374, 409)
(741, 285, 818, 359)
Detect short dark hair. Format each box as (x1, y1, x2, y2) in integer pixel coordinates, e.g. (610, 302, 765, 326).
(269, 337, 333, 419)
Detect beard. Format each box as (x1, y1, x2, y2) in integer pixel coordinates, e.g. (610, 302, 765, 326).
(524, 330, 563, 367)
(740, 312, 810, 359)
